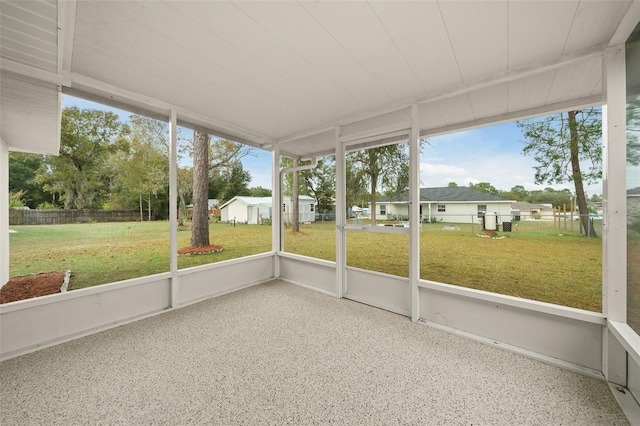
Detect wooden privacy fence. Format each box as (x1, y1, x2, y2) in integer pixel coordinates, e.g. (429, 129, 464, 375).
(9, 209, 145, 225)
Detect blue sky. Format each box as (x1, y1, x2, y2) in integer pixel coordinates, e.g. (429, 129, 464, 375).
(62, 95, 602, 196)
(422, 123, 601, 196)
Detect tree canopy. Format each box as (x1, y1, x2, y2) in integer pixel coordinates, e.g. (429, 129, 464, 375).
(347, 142, 409, 225)
(36, 107, 129, 209)
(518, 108, 602, 235)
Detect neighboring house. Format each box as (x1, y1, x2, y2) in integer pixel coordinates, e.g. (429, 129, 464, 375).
(220, 195, 316, 224)
(511, 201, 554, 221)
(375, 187, 514, 224)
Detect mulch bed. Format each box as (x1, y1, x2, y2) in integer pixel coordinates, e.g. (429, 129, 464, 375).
(0, 272, 66, 304)
(177, 245, 224, 256)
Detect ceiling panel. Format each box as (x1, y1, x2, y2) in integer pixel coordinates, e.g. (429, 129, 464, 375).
(467, 83, 509, 120)
(1, 72, 60, 154)
(507, 70, 556, 112)
(301, 1, 425, 104)
(231, 1, 387, 111)
(0, 0, 57, 72)
(507, 1, 577, 69)
(1, 0, 635, 158)
(419, 103, 447, 131)
(433, 94, 475, 126)
(564, 0, 632, 53)
(370, 1, 463, 96)
(546, 57, 603, 104)
(168, 1, 358, 120)
(439, 1, 508, 83)
(71, 1, 325, 140)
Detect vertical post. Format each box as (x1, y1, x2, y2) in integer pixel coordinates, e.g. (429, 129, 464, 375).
(410, 105, 421, 322)
(570, 199, 574, 233)
(603, 45, 627, 324)
(272, 144, 281, 278)
(0, 137, 9, 287)
(169, 109, 179, 308)
(335, 126, 345, 298)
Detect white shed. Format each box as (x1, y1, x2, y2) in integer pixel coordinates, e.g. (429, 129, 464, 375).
(220, 196, 316, 224)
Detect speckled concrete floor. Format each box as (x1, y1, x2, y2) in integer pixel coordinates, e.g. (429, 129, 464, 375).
(0, 280, 629, 425)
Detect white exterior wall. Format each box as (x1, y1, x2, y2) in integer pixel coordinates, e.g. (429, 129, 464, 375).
(385, 203, 408, 220)
(428, 202, 512, 224)
(383, 202, 512, 224)
(283, 198, 316, 223)
(224, 201, 249, 223)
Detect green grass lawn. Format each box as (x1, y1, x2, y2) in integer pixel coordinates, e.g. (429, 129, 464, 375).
(10, 219, 602, 311)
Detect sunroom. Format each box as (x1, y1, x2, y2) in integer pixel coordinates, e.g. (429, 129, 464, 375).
(1, 1, 639, 423)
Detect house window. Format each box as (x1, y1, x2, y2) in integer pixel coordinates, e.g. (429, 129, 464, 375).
(438, 204, 446, 212)
(311, 204, 314, 212)
(380, 204, 386, 215)
(478, 205, 487, 213)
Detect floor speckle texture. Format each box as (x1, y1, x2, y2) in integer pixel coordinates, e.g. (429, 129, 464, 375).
(0, 280, 629, 425)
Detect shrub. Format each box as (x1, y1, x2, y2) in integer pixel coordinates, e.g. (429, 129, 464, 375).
(37, 202, 58, 210)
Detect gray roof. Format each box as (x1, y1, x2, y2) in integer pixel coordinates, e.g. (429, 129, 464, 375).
(378, 187, 513, 203)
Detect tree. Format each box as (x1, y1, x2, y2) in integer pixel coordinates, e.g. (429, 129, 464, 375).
(189, 135, 255, 247)
(469, 181, 499, 195)
(8, 152, 49, 208)
(302, 157, 335, 216)
(191, 130, 211, 247)
(627, 97, 640, 166)
(110, 115, 169, 220)
(347, 143, 409, 225)
(219, 162, 251, 203)
(528, 187, 572, 208)
(36, 107, 128, 209)
(177, 167, 193, 227)
(518, 109, 602, 236)
(9, 191, 26, 208)
(509, 185, 529, 201)
(248, 186, 272, 197)
(447, 182, 458, 187)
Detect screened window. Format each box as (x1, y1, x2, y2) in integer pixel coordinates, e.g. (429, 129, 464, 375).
(626, 23, 640, 333)
(438, 204, 446, 212)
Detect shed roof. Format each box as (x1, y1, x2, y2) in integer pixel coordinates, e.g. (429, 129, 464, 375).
(1, 1, 639, 157)
(378, 187, 513, 203)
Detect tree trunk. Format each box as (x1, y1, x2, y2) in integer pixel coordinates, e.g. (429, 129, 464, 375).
(178, 193, 187, 227)
(191, 130, 210, 247)
(568, 110, 596, 237)
(148, 194, 152, 221)
(292, 158, 300, 232)
(139, 194, 143, 222)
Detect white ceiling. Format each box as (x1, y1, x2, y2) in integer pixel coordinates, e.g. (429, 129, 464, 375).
(1, 1, 638, 156)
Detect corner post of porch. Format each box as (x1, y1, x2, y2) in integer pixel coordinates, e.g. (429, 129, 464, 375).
(335, 126, 345, 298)
(410, 104, 421, 322)
(168, 109, 179, 308)
(0, 136, 9, 287)
(602, 45, 627, 324)
(272, 143, 282, 278)
(601, 44, 628, 384)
